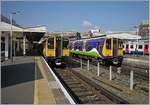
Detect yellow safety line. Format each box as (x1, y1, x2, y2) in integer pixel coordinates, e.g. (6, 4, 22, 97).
(34, 56, 39, 104)
(34, 80, 39, 104)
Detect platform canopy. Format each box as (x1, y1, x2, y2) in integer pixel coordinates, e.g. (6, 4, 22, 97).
(106, 33, 141, 40)
(0, 21, 23, 31)
(0, 21, 47, 42)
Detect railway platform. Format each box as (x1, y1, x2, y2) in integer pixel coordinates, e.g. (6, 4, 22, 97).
(1, 56, 69, 104)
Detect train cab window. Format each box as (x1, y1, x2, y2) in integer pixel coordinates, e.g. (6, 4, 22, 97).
(48, 38, 54, 49)
(106, 39, 111, 49)
(63, 38, 69, 49)
(123, 45, 124, 48)
(145, 45, 148, 49)
(130, 45, 133, 49)
(138, 45, 143, 49)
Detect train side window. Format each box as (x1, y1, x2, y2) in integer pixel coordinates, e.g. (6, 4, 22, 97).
(87, 45, 93, 51)
(48, 38, 54, 49)
(145, 45, 148, 49)
(139, 45, 142, 49)
(106, 39, 111, 49)
(97, 42, 103, 51)
(130, 45, 133, 49)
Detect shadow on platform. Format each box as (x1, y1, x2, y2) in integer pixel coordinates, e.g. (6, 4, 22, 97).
(1, 62, 43, 88)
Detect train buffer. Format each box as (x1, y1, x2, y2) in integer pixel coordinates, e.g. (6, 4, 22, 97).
(1, 56, 70, 104)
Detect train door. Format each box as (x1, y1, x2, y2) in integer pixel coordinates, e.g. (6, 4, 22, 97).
(56, 36, 62, 57)
(144, 44, 149, 55)
(47, 37, 55, 57)
(62, 38, 69, 56)
(125, 44, 129, 54)
(138, 44, 144, 55)
(113, 38, 118, 57)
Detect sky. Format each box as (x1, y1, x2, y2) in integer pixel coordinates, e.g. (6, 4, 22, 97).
(1, 1, 149, 32)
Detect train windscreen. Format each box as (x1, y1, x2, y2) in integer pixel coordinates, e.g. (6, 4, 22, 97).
(106, 39, 111, 49)
(48, 38, 54, 49)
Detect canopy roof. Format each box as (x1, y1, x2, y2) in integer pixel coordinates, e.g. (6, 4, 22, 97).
(106, 33, 141, 40)
(0, 21, 47, 32)
(0, 21, 23, 32)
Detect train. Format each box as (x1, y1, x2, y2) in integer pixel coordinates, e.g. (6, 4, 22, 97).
(123, 40, 149, 55)
(70, 35, 124, 66)
(39, 33, 70, 67)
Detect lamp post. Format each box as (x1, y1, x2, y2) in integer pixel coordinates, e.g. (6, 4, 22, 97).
(134, 26, 139, 56)
(10, 11, 20, 62)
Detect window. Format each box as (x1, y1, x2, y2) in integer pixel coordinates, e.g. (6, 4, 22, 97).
(88, 45, 93, 51)
(130, 45, 133, 49)
(48, 38, 54, 49)
(106, 39, 111, 49)
(118, 40, 123, 48)
(138, 45, 143, 49)
(126, 44, 129, 48)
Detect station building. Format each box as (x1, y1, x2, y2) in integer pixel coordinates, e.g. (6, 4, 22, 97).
(0, 16, 47, 61)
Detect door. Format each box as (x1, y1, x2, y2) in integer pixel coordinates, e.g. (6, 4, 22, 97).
(113, 39, 118, 57)
(56, 36, 62, 57)
(126, 44, 129, 54)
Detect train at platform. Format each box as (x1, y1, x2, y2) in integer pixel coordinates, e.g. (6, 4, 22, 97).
(39, 33, 70, 67)
(70, 35, 124, 66)
(123, 40, 149, 55)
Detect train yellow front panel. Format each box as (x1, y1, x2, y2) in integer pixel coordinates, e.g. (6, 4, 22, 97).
(46, 49, 55, 57)
(117, 49, 123, 56)
(62, 49, 70, 56)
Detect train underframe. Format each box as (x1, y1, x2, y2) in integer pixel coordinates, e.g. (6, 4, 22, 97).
(71, 53, 123, 67)
(45, 56, 70, 68)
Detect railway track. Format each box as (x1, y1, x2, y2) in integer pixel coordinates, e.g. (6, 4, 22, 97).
(70, 57, 149, 95)
(54, 68, 129, 104)
(72, 57, 149, 81)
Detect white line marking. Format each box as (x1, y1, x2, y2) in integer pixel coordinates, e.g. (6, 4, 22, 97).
(41, 57, 76, 104)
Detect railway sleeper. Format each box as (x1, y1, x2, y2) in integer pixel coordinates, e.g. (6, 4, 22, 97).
(76, 91, 94, 97)
(68, 84, 84, 88)
(64, 81, 81, 85)
(80, 95, 104, 104)
(72, 87, 90, 92)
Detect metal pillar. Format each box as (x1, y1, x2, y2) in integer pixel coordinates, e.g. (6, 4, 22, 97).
(13, 37, 16, 57)
(109, 66, 112, 80)
(17, 40, 20, 51)
(130, 70, 134, 90)
(87, 59, 89, 70)
(97, 62, 100, 76)
(10, 14, 13, 62)
(5, 34, 9, 60)
(23, 35, 26, 56)
(80, 58, 82, 70)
